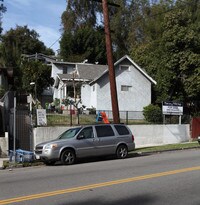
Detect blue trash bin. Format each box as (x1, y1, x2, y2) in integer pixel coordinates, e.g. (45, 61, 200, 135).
(15, 149, 34, 163)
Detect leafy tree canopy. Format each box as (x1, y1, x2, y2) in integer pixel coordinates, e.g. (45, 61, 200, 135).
(21, 60, 54, 96)
(0, 25, 54, 92)
(0, 0, 6, 35)
(131, 0, 200, 109)
(60, 0, 106, 64)
(60, 25, 107, 64)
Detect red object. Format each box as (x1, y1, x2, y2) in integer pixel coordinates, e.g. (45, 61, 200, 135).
(132, 134, 134, 142)
(70, 109, 75, 115)
(191, 117, 200, 139)
(100, 112, 110, 124)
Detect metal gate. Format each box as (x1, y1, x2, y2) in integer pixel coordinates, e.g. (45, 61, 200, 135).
(16, 107, 32, 150)
(9, 106, 32, 151)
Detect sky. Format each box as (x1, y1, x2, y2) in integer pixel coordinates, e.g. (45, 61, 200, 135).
(2, 0, 67, 52)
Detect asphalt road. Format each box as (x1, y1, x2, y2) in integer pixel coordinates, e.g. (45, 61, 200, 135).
(0, 149, 200, 205)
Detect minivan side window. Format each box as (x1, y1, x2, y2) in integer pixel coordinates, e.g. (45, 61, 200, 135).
(79, 127, 94, 139)
(95, 125, 114, 137)
(114, 125, 129, 135)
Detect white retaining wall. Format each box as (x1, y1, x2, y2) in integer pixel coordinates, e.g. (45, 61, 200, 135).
(33, 124, 190, 149)
(128, 124, 190, 148)
(0, 132, 8, 156)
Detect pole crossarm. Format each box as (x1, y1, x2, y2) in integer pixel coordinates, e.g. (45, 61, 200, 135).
(92, 0, 120, 7)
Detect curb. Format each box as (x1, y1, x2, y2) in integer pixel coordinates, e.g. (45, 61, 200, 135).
(136, 146, 200, 156)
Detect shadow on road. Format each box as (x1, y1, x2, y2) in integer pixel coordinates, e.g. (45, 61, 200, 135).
(52, 152, 151, 167)
(58, 193, 158, 205)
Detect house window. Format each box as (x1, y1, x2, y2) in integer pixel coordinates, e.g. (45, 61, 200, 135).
(119, 65, 130, 71)
(93, 85, 95, 91)
(121, 85, 132, 91)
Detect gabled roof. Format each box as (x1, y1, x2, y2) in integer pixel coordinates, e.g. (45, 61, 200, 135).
(90, 55, 157, 85)
(56, 64, 108, 82)
(76, 64, 108, 80)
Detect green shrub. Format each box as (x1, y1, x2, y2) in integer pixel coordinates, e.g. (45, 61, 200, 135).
(143, 104, 162, 123)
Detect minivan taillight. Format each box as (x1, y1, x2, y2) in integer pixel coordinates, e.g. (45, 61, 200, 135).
(132, 134, 134, 142)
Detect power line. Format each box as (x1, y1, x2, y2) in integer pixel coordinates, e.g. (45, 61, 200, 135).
(48, 36, 62, 49)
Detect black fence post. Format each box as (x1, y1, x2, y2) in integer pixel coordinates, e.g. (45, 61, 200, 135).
(126, 111, 128, 125)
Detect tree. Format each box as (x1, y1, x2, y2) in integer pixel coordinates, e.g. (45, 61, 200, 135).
(0, 25, 54, 91)
(60, 0, 106, 63)
(131, 0, 200, 108)
(0, 0, 6, 35)
(60, 26, 107, 64)
(21, 60, 54, 96)
(159, 1, 200, 103)
(109, 0, 131, 59)
(61, 0, 100, 32)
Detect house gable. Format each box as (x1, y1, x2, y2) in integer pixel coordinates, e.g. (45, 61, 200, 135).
(90, 55, 157, 85)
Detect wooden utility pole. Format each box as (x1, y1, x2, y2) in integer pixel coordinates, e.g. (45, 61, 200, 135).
(102, 0, 120, 123)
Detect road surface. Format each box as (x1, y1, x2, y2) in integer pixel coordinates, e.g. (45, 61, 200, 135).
(0, 149, 200, 205)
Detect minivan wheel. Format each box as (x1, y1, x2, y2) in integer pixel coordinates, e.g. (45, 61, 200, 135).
(61, 149, 76, 165)
(116, 145, 128, 159)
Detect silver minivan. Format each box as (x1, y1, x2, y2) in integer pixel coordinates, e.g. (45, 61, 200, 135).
(35, 124, 135, 165)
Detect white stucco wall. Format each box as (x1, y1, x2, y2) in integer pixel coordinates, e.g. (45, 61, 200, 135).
(0, 132, 8, 156)
(96, 63, 152, 111)
(32, 124, 190, 149)
(81, 84, 92, 108)
(128, 124, 190, 148)
(90, 84, 97, 108)
(33, 127, 68, 148)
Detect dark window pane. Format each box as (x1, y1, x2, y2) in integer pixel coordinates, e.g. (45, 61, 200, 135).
(95, 125, 114, 137)
(114, 125, 129, 135)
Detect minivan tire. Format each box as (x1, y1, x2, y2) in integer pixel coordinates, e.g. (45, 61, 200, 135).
(116, 145, 128, 159)
(61, 149, 76, 165)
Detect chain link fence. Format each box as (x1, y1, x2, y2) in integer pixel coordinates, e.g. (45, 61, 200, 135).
(33, 109, 191, 127)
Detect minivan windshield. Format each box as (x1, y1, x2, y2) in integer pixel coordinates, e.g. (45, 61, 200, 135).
(58, 127, 81, 139)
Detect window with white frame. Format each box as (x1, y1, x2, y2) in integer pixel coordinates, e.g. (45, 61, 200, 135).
(121, 85, 132, 91)
(119, 65, 130, 71)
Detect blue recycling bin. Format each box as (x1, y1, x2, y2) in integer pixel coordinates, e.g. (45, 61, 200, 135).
(9, 149, 34, 163)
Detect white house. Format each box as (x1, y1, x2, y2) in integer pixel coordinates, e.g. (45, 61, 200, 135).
(51, 61, 107, 106)
(51, 55, 156, 115)
(81, 55, 156, 114)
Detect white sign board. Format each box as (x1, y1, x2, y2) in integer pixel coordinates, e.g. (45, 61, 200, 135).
(162, 102, 183, 115)
(37, 109, 47, 126)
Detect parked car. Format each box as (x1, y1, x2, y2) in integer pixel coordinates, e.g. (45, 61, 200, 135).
(34, 124, 135, 165)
